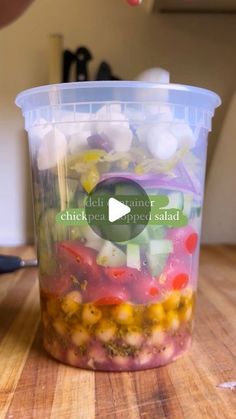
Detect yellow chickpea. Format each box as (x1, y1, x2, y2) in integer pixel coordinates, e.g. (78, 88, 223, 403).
(146, 303, 165, 323)
(163, 291, 181, 311)
(71, 324, 90, 346)
(165, 310, 180, 331)
(123, 326, 144, 348)
(148, 324, 165, 346)
(61, 291, 82, 316)
(95, 319, 117, 343)
(82, 304, 102, 325)
(179, 305, 193, 323)
(53, 319, 68, 336)
(180, 288, 193, 306)
(112, 303, 134, 325)
(133, 306, 143, 326)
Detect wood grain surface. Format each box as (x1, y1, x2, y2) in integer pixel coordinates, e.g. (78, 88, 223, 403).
(0, 245, 235, 419)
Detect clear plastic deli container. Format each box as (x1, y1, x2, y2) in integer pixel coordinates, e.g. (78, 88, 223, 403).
(16, 81, 221, 371)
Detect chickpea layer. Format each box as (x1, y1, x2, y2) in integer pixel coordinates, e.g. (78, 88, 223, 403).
(42, 288, 195, 366)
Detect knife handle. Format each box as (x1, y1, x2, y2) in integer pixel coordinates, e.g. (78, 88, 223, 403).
(0, 255, 22, 274)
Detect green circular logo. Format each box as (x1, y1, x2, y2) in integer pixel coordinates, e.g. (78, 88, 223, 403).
(85, 178, 151, 242)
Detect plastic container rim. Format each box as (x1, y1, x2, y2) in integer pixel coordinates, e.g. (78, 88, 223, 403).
(15, 81, 222, 110)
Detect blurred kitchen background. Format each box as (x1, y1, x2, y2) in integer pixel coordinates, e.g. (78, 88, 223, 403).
(1, 0, 236, 245)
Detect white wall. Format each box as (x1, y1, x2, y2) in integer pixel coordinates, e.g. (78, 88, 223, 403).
(0, 0, 236, 245)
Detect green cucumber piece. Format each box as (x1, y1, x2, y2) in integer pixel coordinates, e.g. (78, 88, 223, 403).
(165, 192, 184, 210)
(97, 241, 126, 267)
(117, 226, 150, 245)
(101, 224, 132, 243)
(148, 225, 166, 240)
(183, 193, 193, 218)
(149, 239, 173, 255)
(192, 206, 202, 218)
(115, 184, 137, 196)
(130, 227, 150, 244)
(146, 253, 168, 277)
(80, 224, 101, 242)
(127, 243, 141, 270)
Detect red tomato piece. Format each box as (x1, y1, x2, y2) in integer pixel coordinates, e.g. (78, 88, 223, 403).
(95, 296, 125, 306)
(57, 241, 102, 280)
(168, 226, 198, 255)
(83, 280, 129, 305)
(105, 267, 140, 284)
(127, 0, 142, 6)
(58, 241, 96, 266)
(172, 273, 189, 290)
(185, 233, 198, 254)
(130, 274, 160, 304)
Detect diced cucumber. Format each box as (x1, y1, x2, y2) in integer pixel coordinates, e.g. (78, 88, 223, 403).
(115, 184, 137, 196)
(127, 243, 141, 270)
(165, 192, 184, 210)
(183, 193, 193, 218)
(118, 226, 150, 245)
(79, 225, 105, 250)
(146, 253, 168, 277)
(130, 227, 149, 245)
(80, 224, 101, 242)
(97, 241, 126, 267)
(149, 239, 173, 256)
(102, 224, 132, 243)
(148, 225, 166, 240)
(192, 206, 202, 218)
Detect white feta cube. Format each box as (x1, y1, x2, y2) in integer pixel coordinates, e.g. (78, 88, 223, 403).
(147, 124, 178, 160)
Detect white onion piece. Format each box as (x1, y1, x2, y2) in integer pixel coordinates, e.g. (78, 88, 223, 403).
(37, 128, 67, 170)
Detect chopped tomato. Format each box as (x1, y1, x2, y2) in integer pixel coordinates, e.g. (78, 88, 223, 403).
(130, 274, 160, 304)
(168, 226, 198, 255)
(105, 267, 140, 284)
(58, 241, 97, 266)
(172, 273, 189, 290)
(84, 281, 129, 305)
(185, 233, 198, 254)
(57, 241, 102, 280)
(95, 296, 125, 306)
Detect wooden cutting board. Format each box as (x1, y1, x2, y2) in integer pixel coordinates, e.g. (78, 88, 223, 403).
(0, 245, 235, 419)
